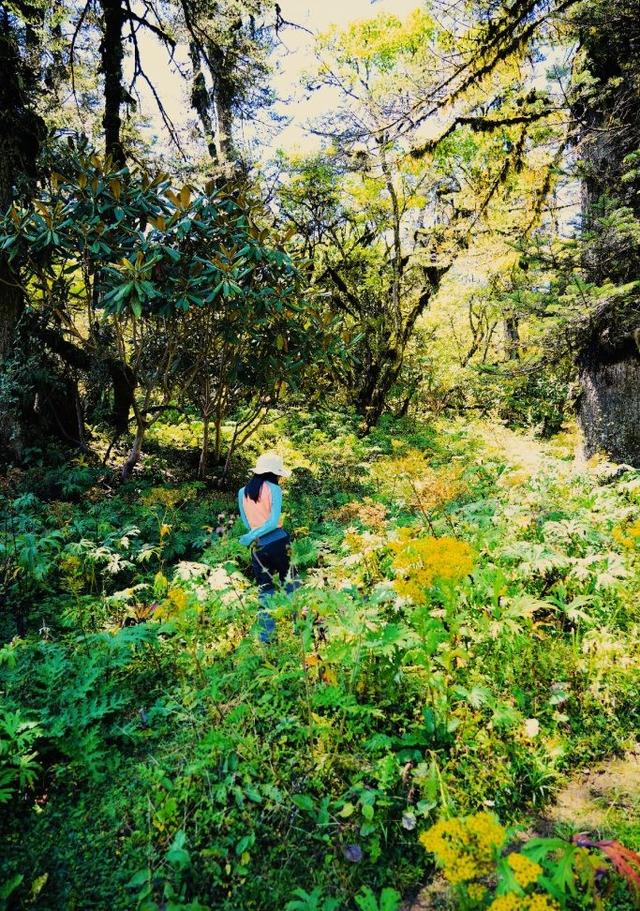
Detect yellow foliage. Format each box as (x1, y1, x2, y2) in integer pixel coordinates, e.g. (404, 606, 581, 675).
(141, 485, 196, 509)
(484, 889, 558, 911)
(524, 896, 559, 911)
(500, 469, 531, 489)
(390, 530, 473, 602)
(155, 585, 190, 620)
(419, 811, 506, 884)
(374, 449, 466, 515)
(508, 852, 542, 887)
(487, 896, 522, 911)
(612, 519, 640, 549)
(168, 586, 188, 610)
(466, 883, 487, 901)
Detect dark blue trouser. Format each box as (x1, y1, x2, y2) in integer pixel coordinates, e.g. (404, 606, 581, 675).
(252, 533, 294, 642)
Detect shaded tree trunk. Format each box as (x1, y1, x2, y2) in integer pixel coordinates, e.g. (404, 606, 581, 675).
(198, 413, 210, 479)
(504, 316, 521, 360)
(100, 0, 126, 166)
(0, 6, 45, 458)
(121, 418, 146, 479)
(190, 43, 217, 160)
(355, 265, 449, 429)
(573, 0, 640, 463)
(578, 332, 640, 464)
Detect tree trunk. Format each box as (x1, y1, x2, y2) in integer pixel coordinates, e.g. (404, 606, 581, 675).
(100, 0, 126, 167)
(577, 333, 640, 465)
(356, 344, 404, 430)
(0, 13, 25, 363)
(121, 419, 146, 479)
(503, 316, 521, 360)
(206, 39, 237, 168)
(0, 8, 45, 459)
(189, 43, 217, 160)
(572, 0, 640, 461)
(198, 413, 210, 479)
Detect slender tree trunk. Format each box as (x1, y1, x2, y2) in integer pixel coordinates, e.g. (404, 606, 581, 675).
(0, 14, 25, 362)
(503, 315, 521, 360)
(100, 0, 126, 167)
(206, 39, 237, 168)
(121, 419, 146, 479)
(189, 43, 217, 160)
(198, 413, 210, 479)
(214, 411, 222, 463)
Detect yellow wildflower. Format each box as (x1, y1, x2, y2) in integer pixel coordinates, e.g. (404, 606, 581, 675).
(500, 469, 530, 488)
(488, 894, 523, 911)
(420, 812, 505, 885)
(390, 531, 474, 603)
(466, 883, 487, 901)
(466, 811, 507, 858)
(372, 450, 466, 512)
(525, 895, 559, 911)
(446, 855, 479, 884)
(508, 853, 542, 888)
(168, 586, 188, 611)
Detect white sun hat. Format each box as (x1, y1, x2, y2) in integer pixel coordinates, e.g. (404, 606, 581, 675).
(253, 452, 291, 477)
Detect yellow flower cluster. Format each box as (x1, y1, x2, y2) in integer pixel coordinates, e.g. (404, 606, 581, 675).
(486, 892, 559, 911)
(612, 519, 640, 549)
(466, 883, 487, 901)
(525, 896, 559, 911)
(419, 812, 506, 884)
(154, 585, 190, 619)
(488, 895, 522, 911)
(500, 469, 531, 489)
(59, 553, 82, 575)
(508, 853, 542, 887)
(59, 554, 85, 593)
(390, 531, 474, 603)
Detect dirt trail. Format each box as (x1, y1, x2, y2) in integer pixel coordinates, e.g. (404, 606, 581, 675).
(542, 743, 640, 832)
(476, 423, 577, 477)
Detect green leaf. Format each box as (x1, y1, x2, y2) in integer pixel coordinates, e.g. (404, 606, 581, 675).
(292, 794, 315, 813)
(338, 801, 355, 818)
(361, 803, 374, 821)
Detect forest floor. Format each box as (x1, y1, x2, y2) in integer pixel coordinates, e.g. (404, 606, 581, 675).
(2, 412, 640, 910)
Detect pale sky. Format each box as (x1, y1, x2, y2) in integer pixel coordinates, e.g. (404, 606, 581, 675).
(134, 0, 423, 160)
(267, 0, 421, 154)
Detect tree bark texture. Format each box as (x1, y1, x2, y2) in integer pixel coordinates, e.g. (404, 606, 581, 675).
(578, 334, 640, 465)
(100, 0, 126, 167)
(0, 8, 45, 457)
(573, 0, 640, 463)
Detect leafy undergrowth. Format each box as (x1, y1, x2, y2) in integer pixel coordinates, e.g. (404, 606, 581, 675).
(1, 413, 640, 910)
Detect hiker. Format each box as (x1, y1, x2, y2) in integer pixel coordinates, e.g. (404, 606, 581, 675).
(238, 452, 297, 641)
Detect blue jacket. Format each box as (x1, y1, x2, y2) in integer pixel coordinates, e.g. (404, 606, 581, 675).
(237, 481, 283, 546)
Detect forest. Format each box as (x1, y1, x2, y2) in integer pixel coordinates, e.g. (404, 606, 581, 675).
(1, 0, 640, 908)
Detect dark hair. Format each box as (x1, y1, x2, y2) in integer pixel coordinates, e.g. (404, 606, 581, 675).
(245, 471, 280, 502)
